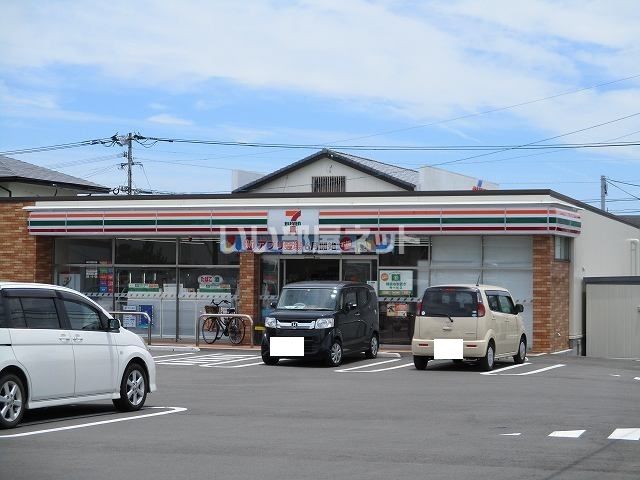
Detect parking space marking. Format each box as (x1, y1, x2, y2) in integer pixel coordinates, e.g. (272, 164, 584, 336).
(152, 352, 196, 360)
(482, 363, 565, 376)
(499, 433, 522, 436)
(551, 349, 572, 355)
(206, 361, 265, 368)
(549, 430, 585, 438)
(335, 359, 400, 372)
(156, 353, 260, 367)
(634, 377, 640, 381)
(608, 429, 640, 441)
(500, 364, 565, 376)
(480, 362, 531, 375)
(0, 406, 187, 439)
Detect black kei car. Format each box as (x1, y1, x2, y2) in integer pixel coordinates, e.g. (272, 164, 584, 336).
(261, 281, 380, 367)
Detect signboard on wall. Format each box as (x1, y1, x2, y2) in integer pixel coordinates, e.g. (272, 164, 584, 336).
(220, 233, 394, 254)
(267, 209, 320, 235)
(379, 270, 413, 296)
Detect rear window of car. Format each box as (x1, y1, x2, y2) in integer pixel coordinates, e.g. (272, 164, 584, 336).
(421, 287, 479, 317)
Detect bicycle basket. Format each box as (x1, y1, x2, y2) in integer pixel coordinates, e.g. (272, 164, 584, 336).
(204, 305, 219, 314)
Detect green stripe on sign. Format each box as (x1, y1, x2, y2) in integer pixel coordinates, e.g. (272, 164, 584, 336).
(379, 217, 440, 224)
(556, 218, 581, 227)
(441, 217, 505, 224)
(211, 218, 267, 225)
(505, 217, 547, 224)
(29, 220, 66, 227)
(157, 219, 210, 226)
(104, 219, 155, 226)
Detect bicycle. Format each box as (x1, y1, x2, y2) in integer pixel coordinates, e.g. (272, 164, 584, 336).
(201, 298, 246, 345)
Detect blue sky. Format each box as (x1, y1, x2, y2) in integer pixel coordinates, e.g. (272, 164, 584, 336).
(1, 0, 640, 213)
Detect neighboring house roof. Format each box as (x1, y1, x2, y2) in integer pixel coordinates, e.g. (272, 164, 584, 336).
(233, 148, 418, 193)
(0, 155, 110, 193)
(618, 215, 640, 228)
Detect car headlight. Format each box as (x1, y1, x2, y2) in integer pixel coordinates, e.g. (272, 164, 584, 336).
(264, 316, 278, 328)
(315, 317, 334, 329)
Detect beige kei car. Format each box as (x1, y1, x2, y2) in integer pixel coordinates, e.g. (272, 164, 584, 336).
(411, 284, 527, 371)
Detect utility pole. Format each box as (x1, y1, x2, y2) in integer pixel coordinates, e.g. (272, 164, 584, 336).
(600, 175, 607, 211)
(115, 132, 138, 195)
(126, 132, 133, 195)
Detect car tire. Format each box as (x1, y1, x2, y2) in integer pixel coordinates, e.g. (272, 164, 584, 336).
(413, 355, 429, 370)
(326, 340, 343, 367)
(479, 341, 495, 372)
(513, 336, 527, 364)
(262, 352, 280, 365)
(113, 362, 148, 412)
(0, 374, 25, 430)
(364, 334, 379, 359)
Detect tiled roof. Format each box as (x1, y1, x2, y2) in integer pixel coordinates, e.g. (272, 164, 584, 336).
(0, 155, 109, 192)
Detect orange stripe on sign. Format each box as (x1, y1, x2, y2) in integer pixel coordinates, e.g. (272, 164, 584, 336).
(320, 210, 379, 216)
(379, 210, 440, 215)
(211, 211, 268, 217)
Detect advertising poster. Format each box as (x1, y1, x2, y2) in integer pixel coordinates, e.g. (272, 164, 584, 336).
(378, 270, 413, 296)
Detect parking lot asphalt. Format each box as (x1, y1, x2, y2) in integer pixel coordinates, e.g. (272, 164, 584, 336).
(1, 351, 638, 480)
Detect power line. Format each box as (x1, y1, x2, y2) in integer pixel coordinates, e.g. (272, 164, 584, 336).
(0, 137, 117, 156)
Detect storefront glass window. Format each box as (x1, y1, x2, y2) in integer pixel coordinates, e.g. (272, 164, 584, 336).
(55, 238, 112, 265)
(179, 239, 238, 265)
(379, 244, 429, 266)
(116, 239, 176, 264)
(484, 236, 532, 267)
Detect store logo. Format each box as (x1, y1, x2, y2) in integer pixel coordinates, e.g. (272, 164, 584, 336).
(284, 209, 302, 234)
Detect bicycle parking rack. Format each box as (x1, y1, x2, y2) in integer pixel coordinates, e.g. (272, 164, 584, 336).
(196, 313, 255, 348)
(109, 311, 153, 345)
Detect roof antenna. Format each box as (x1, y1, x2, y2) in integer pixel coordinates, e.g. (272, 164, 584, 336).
(476, 273, 481, 286)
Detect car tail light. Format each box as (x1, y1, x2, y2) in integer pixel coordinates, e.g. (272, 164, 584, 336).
(477, 303, 486, 317)
(417, 300, 423, 315)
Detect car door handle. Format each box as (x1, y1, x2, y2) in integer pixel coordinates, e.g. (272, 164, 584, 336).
(72, 335, 83, 342)
(58, 334, 71, 342)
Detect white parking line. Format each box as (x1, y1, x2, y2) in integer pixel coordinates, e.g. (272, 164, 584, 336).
(0, 407, 187, 439)
(526, 353, 547, 357)
(551, 349, 572, 355)
(358, 363, 415, 373)
(153, 352, 196, 359)
(499, 433, 522, 436)
(208, 361, 266, 368)
(549, 430, 585, 438)
(335, 359, 400, 372)
(480, 362, 531, 376)
(199, 356, 261, 367)
(608, 428, 640, 441)
(500, 364, 565, 376)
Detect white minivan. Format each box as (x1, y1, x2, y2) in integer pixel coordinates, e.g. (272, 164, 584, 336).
(0, 282, 157, 429)
(412, 284, 527, 371)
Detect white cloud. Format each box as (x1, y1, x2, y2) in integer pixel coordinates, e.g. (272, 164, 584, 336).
(146, 113, 193, 126)
(1, 0, 640, 139)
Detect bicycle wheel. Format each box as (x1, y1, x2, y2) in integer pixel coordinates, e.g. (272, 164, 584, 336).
(202, 318, 220, 344)
(227, 318, 245, 344)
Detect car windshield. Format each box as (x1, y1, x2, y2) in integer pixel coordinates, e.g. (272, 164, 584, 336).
(423, 287, 478, 317)
(277, 287, 338, 310)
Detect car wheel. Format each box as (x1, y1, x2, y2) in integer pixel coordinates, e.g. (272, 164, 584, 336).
(413, 355, 429, 370)
(326, 341, 343, 367)
(262, 351, 280, 365)
(113, 363, 147, 412)
(513, 336, 527, 364)
(479, 342, 495, 371)
(364, 334, 379, 359)
(0, 374, 25, 429)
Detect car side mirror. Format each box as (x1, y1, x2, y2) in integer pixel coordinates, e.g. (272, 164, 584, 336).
(107, 318, 121, 331)
(270, 301, 278, 309)
(345, 302, 357, 312)
(515, 303, 524, 313)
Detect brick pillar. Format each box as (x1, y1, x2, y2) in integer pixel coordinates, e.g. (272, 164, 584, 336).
(0, 201, 53, 283)
(532, 236, 570, 353)
(238, 252, 260, 345)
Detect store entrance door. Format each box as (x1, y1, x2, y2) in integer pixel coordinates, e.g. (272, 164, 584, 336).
(282, 258, 339, 285)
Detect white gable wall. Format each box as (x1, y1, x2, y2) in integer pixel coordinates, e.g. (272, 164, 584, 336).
(247, 157, 409, 193)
